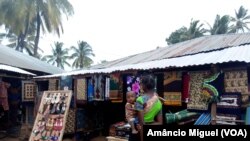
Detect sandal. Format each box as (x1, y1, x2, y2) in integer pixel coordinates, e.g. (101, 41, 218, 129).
(53, 118, 59, 130)
(50, 103, 56, 114)
(46, 118, 54, 130)
(57, 118, 63, 131)
(56, 103, 61, 114)
(60, 103, 66, 114)
(55, 93, 60, 104)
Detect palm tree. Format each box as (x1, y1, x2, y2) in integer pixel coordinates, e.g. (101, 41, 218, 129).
(33, 0, 74, 58)
(230, 6, 250, 33)
(184, 19, 206, 40)
(0, 0, 36, 52)
(0, 32, 36, 55)
(207, 15, 231, 35)
(43, 42, 70, 69)
(0, 0, 74, 58)
(166, 27, 188, 45)
(70, 41, 95, 69)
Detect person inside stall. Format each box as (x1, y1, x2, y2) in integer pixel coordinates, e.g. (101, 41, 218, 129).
(132, 74, 163, 141)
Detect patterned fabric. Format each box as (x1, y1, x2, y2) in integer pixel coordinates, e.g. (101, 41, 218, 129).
(164, 92, 182, 106)
(64, 109, 76, 134)
(0, 81, 10, 110)
(48, 79, 58, 90)
(76, 78, 87, 101)
(224, 69, 248, 104)
(105, 77, 110, 99)
(187, 71, 209, 111)
(109, 73, 123, 102)
(216, 114, 238, 125)
(216, 92, 242, 123)
(217, 93, 241, 109)
(93, 74, 105, 101)
(127, 75, 141, 97)
(22, 81, 37, 102)
(163, 71, 182, 106)
(87, 77, 94, 102)
(202, 72, 224, 103)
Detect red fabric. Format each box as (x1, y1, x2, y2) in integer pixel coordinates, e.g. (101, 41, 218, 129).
(182, 73, 190, 102)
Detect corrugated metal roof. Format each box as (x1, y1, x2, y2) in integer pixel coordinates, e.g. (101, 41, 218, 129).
(0, 45, 65, 74)
(91, 33, 250, 69)
(34, 44, 250, 79)
(0, 64, 36, 75)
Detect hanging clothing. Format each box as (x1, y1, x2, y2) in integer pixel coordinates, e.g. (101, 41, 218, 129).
(0, 81, 10, 111)
(202, 71, 224, 103)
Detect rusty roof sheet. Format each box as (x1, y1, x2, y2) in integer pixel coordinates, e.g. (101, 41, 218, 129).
(35, 44, 250, 79)
(91, 33, 250, 69)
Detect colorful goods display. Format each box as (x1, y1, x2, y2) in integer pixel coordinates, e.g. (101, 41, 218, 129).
(29, 90, 72, 141)
(76, 78, 87, 102)
(163, 71, 182, 106)
(93, 74, 105, 101)
(216, 92, 242, 125)
(87, 77, 94, 102)
(22, 81, 37, 102)
(202, 72, 224, 103)
(187, 71, 208, 111)
(126, 75, 141, 97)
(48, 79, 59, 91)
(109, 73, 123, 102)
(224, 69, 249, 105)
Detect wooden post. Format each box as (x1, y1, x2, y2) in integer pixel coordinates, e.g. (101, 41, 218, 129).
(211, 103, 217, 125)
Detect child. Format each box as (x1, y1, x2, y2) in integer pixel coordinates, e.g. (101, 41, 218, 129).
(125, 91, 138, 134)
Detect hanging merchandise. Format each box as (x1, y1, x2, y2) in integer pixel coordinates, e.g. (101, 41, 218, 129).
(48, 79, 59, 91)
(64, 109, 76, 134)
(187, 71, 209, 111)
(202, 71, 224, 103)
(216, 92, 242, 125)
(182, 72, 190, 103)
(22, 81, 37, 102)
(126, 75, 141, 97)
(87, 77, 94, 102)
(29, 90, 72, 141)
(93, 74, 105, 101)
(105, 77, 110, 100)
(163, 71, 182, 106)
(109, 73, 123, 102)
(0, 80, 11, 111)
(76, 78, 87, 103)
(224, 69, 249, 105)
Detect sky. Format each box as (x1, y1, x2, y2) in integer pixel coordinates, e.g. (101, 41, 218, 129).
(39, 0, 250, 68)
